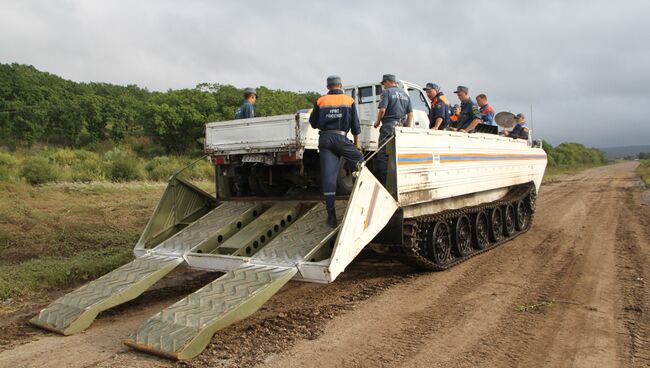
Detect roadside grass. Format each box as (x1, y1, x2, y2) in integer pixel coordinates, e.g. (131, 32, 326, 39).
(0, 247, 133, 300)
(543, 163, 610, 182)
(636, 159, 650, 186)
(0, 147, 214, 185)
(0, 181, 167, 301)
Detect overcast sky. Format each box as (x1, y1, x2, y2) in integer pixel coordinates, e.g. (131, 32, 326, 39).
(1, 0, 648, 147)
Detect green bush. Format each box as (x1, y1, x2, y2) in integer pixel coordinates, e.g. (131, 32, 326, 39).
(19, 156, 60, 184)
(144, 156, 181, 181)
(187, 158, 214, 180)
(144, 156, 213, 181)
(545, 142, 607, 167)
(0, 152, 19, 181)
(46, 148, 105, 182)
(104, 148, 144, 182)
(50, 148, 79, 166)
(71, 158, 105, 182)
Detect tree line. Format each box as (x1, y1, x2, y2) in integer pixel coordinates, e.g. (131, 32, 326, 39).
(0, 63, 319, 153)
(541, 140, 607, 166)
(1, 63, 609, 167)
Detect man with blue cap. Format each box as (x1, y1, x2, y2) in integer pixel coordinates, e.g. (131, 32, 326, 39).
(309, 75, 363, 227)
(235, 87, 257, 119)
(452, 85, 482, 133)
(373, 74, 413, 184)
(502, 113, 529, 140)
(423, 82, 451, 130)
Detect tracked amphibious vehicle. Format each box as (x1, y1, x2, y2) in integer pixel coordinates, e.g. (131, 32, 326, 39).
(30, 80, 547, 360)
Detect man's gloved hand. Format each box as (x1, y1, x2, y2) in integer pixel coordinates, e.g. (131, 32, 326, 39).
(355, 142, 362, 151)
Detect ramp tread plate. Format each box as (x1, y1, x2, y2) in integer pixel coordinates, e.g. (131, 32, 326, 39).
(215, 202, 299, 254)
(253, 202, 346, 262)
(30, 254, 182, 334)
(154, 202, 256, 254)
(126, 264, 296, 360)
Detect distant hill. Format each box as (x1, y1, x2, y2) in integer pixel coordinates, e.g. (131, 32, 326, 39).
(598, 145, 650, 159)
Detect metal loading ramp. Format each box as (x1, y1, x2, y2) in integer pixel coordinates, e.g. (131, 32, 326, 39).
(29, 201, 260, 335)
(124, 202, 345, 360)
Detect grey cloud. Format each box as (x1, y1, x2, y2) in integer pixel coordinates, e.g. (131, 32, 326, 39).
(1, 0, 648, 146)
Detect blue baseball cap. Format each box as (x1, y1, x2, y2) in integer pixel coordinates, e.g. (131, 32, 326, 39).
(382, 74, 397, 83)
(423, 83, 439, 91)
(327, 75, 342, 86)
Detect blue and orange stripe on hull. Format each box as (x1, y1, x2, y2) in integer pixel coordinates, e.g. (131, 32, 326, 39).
(439, 153, 547, 163)
(397, 153, 546, 165)
(363, 183, 380, 230)
(396, 153, 433, 165)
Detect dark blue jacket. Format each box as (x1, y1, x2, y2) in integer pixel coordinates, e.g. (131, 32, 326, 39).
(235, 101, 254, 119)
(510, 122, 529, 140)
(378, 86, 412, 122)
(429, 92, 451, 129)
(309, 89, 361, 135)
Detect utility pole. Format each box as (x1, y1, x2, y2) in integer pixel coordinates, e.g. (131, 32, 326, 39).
(530, 104, 534, 140)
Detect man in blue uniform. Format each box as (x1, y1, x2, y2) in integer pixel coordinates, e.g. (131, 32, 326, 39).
(502, 113, 529, 140)
(309, 76, 363, 227)
(476, 94, 496, 126)
(235, 87, 257, 119)
(232, 87, 257, 196)
(423, 82, 451, 130)
(373, 74, 413, 184)
(451, 86, 482, 133)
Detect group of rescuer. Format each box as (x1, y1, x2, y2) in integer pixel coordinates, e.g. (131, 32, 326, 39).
(234, 76, 529, 227)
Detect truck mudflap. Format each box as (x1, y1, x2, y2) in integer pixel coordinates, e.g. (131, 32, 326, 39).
(328, 166, 399, 281)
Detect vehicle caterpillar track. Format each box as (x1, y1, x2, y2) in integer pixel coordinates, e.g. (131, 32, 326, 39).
(391, 184, 536, 271)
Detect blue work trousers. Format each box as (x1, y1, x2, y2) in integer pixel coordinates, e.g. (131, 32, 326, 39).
(319, 133, 363, 210)
(375, 120, 398, 184)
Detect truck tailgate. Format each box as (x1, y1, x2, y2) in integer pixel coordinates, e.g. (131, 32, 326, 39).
(205, 114, 300, 155)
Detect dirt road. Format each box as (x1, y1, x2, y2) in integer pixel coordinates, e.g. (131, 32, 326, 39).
(1, 162, 648, 368)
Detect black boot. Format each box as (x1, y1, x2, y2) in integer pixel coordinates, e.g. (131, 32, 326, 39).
(326, 208, 337, 228)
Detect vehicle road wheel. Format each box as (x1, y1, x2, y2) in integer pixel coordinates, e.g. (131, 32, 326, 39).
(430, 221, 452, 266)
(515, 200, 530, 231)
(474, 211, 490, 250)
(453, 215, 473, 257)
(490, 207, 504, 242)
(503, 204, 516, 237)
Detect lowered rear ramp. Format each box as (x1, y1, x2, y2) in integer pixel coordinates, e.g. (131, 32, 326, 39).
(124, 201, 346, 359)
(125, 167, 398, 359)
(30, 201, 260, 335)
(31, 166, 397, 360)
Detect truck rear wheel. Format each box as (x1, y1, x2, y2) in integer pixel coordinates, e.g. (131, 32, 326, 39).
(248, 167, 290, 197)
(335, 158, 355, 195)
